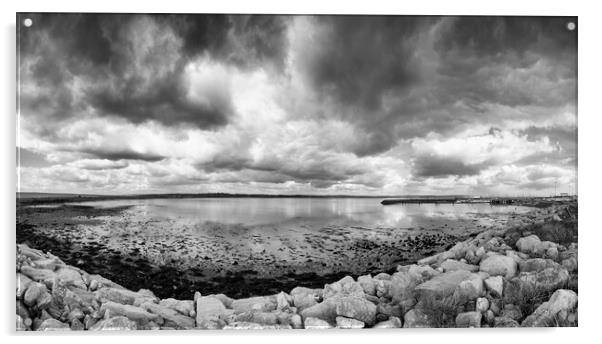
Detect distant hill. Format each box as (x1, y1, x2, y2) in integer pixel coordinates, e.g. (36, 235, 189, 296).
(17, 192, 99, 199)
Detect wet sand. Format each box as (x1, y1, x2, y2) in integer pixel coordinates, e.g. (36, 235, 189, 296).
(16, 202, 526, 299)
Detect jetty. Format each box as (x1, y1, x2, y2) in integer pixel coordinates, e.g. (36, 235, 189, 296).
(381, 197, 459, 205)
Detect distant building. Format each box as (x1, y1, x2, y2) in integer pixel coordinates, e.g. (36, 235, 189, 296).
(560, 193, 569, 197)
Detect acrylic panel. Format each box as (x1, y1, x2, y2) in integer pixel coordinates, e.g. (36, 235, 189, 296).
(16, 13, 578, 331)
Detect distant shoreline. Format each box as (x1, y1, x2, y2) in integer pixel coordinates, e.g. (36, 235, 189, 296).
(17, 192, 576, 206)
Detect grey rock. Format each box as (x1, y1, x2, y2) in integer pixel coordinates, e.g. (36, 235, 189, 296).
(323, 276, 364, 299)
(100, 301, 160, 325)
(303, 317, 333, 329)
(504, 267, 570, 303)
(357, 275, 376, 296)
(70, 318, 85, 331)
(484, 276, 504, 297)
(373, 316, 402, 328)
(415, 270, 475, 299)
(289, 314, 303, 329)
(290, 287, 321, 310)
(195, 296, 227, 324)
(159, 298, 194, 316)
(479, 255, 517, 279)
(403, 309, 433, 328)
(19, 266, 56, 286)
(89, 316, 137, 330)
(521, 289, 578, 327)
(335, 316, 365, 329)
(223, 322, 291, 330)
(335, 296, 377, 325)
(476, 297, 489, 313)
(140, 301, 195, 329)
(95, 287, 156, 305)
(389, 271, 420, 304)
(441, 259, 479, 273)
(455, 311, 482, 328)
(36, 319, 71, 331)
(561, 257, 578, 272)
(300, 299, 338, 323)
(23, 282, 52, 310)
(55, 267, 87, 289)
(230, 296, 275, 313)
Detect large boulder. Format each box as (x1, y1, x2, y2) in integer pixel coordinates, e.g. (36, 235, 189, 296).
(516, 235, 542, 254)
(389, 271, 420, 304)
(373, 316, 402, 328)
(375, 279, 392, 298)
(479, 255, 517, 279)
(376, 302, 404, 320)
(290, 291, 319, 310)
(36, 319, 71, 331)
(441, 259, 479, 273)
(140, 301, 195, 329)
(95, 287, 156, 306)
(323, 276, 364, 299)
(521, 289, 578, 327)
(334, 296, 377, 326)
(233, 311, 279, 325)
(19, 266, 56, 286)
(476, 297, 490, 313)
(454, 274, 485, 302)
(561, 257, 578, 273)
(23, 282, 52, 310)
(303, 317, 333, 329)
(195, 296, 227, 325)
(159, 298, 195, 317)
(100, 302, 160, 325)
(223, 322, 291, 330)
(89, 316, 137, 330)
(415, 270, 474, 299)
(519, 258, 561, 273)
(230, 296, 276, 313)
(455, 311, 482, 328)
(403, 309, 433, 328)
(504, 267, 570, 303)
(335, 316, 365, 329)
(32, 258, 61, 271)
(516, 235, 557, 257)
(357, 275, 376, 296)
(484, 276, 504, 297)
(54, 267, 87, 290)
(398, 264, 440, 280)
(300, 299, 338, 323)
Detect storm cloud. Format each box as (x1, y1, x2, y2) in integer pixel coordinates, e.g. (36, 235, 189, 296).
(17, 14, 577, 196)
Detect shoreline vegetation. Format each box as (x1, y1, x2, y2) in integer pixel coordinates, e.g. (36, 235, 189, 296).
(16, 198, 577, 330)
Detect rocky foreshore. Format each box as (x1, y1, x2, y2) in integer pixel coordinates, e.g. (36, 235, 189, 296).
(16, 202, 577, 330)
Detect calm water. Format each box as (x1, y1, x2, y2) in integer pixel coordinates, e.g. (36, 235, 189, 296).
(70, 197, 531, 229)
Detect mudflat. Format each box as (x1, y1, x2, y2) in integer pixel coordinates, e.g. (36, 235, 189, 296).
(16, 198, 531, 299)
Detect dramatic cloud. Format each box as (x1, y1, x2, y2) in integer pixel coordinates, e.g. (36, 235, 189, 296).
(17, 14, 577, 196)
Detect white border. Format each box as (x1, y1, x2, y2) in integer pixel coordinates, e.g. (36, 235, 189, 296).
(2, 1, 600, 343)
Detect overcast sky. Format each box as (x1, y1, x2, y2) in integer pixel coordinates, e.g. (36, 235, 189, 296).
(17, 14, 577, 196)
